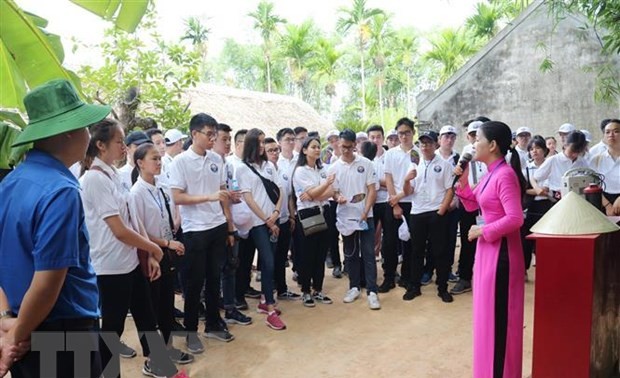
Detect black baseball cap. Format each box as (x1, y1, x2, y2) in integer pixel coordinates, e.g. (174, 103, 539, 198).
(418, 130, 438, 143)
(124, 130, 151, 146)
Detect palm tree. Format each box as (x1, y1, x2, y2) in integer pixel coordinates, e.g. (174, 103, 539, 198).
(337, 0, 385, 120)
(278, 20, 317, 99)
(248, 1, 286, 93)
(309, 37, 343, 119)
(390, 29, 419, 115)
(466, 2, 503, 41)
(368, 13, 394, 126)
(181, 16, 210, 59)
(424, 28, 477, 86)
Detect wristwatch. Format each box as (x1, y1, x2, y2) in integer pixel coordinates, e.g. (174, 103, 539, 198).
(0, 310, 16, 319)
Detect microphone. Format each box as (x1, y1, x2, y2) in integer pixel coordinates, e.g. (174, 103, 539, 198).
(452, 152, 473, 187)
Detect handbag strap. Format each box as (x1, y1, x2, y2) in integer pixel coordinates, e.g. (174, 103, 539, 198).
(159, 188, 176, 239)
(244, 161, 276, 190)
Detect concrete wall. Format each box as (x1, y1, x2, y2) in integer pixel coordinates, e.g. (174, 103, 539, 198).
(416, 0, 620, 149)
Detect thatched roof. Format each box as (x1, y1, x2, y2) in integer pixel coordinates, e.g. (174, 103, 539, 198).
(184, 84, 334, 138)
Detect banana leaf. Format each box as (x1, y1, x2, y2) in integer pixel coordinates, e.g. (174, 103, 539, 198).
(69, 0, 150, 33)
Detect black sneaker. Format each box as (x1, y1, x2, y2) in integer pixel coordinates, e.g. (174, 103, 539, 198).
(302, 292, 315, 307)
(245, 287, 262, 299)
(168, 347, 194, 365)
(186, 333, 204, 354)
(439, 291, 454, 303)
(312, 291, 333, 304)
(450, 279, 472, 295)
(402, 288, 422, 301)
(171, 320, 185, 333)
(277, 290, 301, 300)
(235, 298, 249, 310)
(119, 341, 136, 358)
(142, 360, 171, 378)
(332, 266, 343, 279)
(225, 309, 253, 325)
(204, 328, 234, 342)
(174, 307, 184, 319)
(377, 280, 395, 293)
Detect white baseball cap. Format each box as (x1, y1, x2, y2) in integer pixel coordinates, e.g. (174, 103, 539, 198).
(558, 123, 576, 134)
(326, 129, 340, 141)
(164, 129, 188, 145)
(439, 125, 457, 135)
(580, 129, 592, 142)
(356, 131, 368, 140)
(516, 127, 532, 136)
(387, 129, 398, 139)
(467, 121, 483, 134)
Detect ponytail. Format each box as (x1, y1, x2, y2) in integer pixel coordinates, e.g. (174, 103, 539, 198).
(80, 118, 119, 177)
(509, 147, 527, 195)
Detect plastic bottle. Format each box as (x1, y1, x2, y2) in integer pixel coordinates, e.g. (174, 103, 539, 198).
(231, 178, 240, 191)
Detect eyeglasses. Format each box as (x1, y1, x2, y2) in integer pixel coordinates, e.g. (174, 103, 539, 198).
(282, 137, 295, 143)
(340, 144, 355, 151)
(266, 148, 280, 154)
(196, 130, 216, 139)
(398, 130, 413, 137)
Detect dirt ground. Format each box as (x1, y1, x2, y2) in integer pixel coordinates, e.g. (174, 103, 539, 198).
(120, 256, 535, 378)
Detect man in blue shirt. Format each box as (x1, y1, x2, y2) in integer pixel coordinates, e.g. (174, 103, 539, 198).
(0, 79, 110, 377)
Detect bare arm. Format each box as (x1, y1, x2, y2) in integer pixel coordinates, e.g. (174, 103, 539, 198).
(363, 184, 377, 220)
(171, 188, 217, 205)
(104, 215, 163, 261)
(438, 188, 454, 215)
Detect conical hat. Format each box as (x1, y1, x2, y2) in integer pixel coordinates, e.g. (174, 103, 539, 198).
(530, 191, 619, 235)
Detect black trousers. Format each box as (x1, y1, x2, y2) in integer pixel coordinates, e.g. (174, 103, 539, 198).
(275, 220, 292, 294)
(150, 271, 175, 344)
(382, 201, 412, 284)
(457, 208, 478, 281)
(235, 236, 256, 300)
(294, 206, 330, 293)
(373, 202, 388, 257)
(10, 320, 101, 378)
(326, 200, 341, 268)
(97, 266, 174, 377)
(409, 211, 450, 293)
(521, 200, 552, 270)
(183, 223, 227, 332)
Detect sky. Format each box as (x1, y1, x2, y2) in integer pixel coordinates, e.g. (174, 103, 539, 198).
(15, 0, 480, 68)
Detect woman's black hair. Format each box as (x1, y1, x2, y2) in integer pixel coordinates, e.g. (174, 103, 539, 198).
(360, 141, 377, 160)
(527, 135, 549, 158)
(131, 143, 157, 185)
(294, 137, 322, 170)
(478, 121, 527, 195)
(566, 130, 587, 154)
(81, 118, 120, 176)
(242, 128, 267, 164)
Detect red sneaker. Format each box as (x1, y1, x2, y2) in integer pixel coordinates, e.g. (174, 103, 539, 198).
(265, 311, 286, 330)
(257, 302, 281, 315)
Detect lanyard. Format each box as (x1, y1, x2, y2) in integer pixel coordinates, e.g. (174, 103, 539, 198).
(147, 187, 164, 218)
(423, 156, 435, 183)
(478, 160, 505, 195)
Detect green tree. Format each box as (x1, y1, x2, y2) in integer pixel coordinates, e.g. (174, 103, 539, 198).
(181, 16, 210, 59)
(308, 37, 343, 118)
(424, 28, 477, 86)
(368, 13, 394, 126)
(248, 1, 286, 93)
(337, 0, 385, 120)
(466, 2, 503, 41)
(78, 9, 201, 131)
(278, 20, 317, 99)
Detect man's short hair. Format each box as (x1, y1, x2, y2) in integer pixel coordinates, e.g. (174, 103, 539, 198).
(189, 113, 217, 133)
(276, 127, 295, 141)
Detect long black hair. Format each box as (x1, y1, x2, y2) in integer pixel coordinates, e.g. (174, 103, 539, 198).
(479, 121, 527, 195)
(242, 128, 267, 165)
(527, 135, 549, 159)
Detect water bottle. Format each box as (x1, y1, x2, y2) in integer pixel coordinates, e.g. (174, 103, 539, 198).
(269, 233, 278, 243)
(359, 220, 368, 230)
(231, 178, 240, 191)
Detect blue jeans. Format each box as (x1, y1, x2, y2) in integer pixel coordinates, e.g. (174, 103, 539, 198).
(342, 219, 378, 294)
(249, 224, 276, 305)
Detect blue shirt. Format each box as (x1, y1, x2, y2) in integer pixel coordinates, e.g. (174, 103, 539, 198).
(0, 150, 99, 321)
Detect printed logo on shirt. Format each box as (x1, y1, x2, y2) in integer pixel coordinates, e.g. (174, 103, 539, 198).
(357, 166, 365, 173)
(282, 174, 289, 181)
(320, 172, 327, 179)
(266, 167, 274, 175)
(433, 165, 442, 173)
(210, 163, 219, 173)
(227, 169, 233, 180)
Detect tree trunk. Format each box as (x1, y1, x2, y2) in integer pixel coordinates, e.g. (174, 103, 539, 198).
(266, 56, 272, 93)
(406, 72, 411, 116)
(360, 50, 366, 120)
(379, 81, 384, 127)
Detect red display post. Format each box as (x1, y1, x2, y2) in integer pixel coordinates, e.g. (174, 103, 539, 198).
(528, 230, 620, 378)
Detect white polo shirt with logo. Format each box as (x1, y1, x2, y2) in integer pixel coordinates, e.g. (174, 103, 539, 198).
(409, 156, 454, 215)
(383, 145, 420, 203)
(292, 164, 329, 211)
(236, 160, 279, 228)
(373, 153, 388, 204)
(328, 155, 377, 221)
(167, 148, 226, 232)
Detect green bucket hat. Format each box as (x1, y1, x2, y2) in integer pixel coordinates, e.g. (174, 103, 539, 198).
(12, 79, 111, 147)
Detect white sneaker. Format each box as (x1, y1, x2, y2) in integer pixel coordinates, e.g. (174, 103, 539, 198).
(343, 287, 361, 303)
(367, 292, 381, 310)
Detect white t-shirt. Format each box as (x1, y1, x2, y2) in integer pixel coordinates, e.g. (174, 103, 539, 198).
(409, 156, 454, 214)
(384, 145, 420, 203)
(533, 151, 590, 192)
(292, 164, 329, 211)
(130, 176, 175, 241)
(277, 154, 297, 222)
(515, 145, 529, 172)
(462, 144, 488, 186)
(118, 163, 134, 192)
(328, 156, 377, 220)
(236, 160, 279, 228)
(435, 149, 459, 167)
(80, 157, 139, 275)
(373, 153, 388, 204)
(167, 148, 227, 232)
(525, 160, 550, 201)
(588, 141, 606, 157)
(589, 150, 620, 193)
